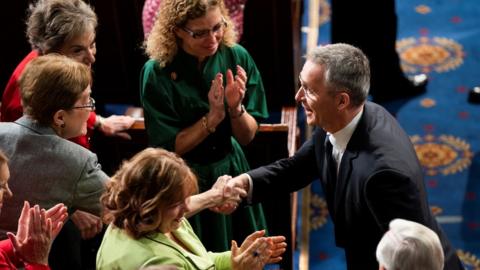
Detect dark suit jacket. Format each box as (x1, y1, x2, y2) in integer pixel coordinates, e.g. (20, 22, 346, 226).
(248, 102, 463, 270)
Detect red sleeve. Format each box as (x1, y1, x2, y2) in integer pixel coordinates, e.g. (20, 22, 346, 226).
(1, 51, 39, 122)
(24, 262, 51, 270)
(68, 111, 96, 149)
(0, 239, 19, 268)
(0, 239, 50, 270)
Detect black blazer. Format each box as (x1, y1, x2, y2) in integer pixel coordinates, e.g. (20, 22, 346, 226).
(249, 102, 463, 270)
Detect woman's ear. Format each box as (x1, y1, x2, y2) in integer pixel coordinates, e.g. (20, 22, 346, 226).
(53, 110, 67, 128)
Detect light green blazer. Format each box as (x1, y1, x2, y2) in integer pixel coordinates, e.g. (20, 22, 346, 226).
(96, 218, 231, 269)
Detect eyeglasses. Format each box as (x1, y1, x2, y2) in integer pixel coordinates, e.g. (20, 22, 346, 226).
(181, 19, 227, 39)
(72, 97, 95, 111)
(298, 75, 316, 98)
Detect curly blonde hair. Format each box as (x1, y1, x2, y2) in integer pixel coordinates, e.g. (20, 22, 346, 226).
(101, 148, 198, 239)
(145, 0, 237, 67)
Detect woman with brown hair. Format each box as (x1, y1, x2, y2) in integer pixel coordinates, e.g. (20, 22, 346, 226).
(97, 148, 286, 269)
(0, 54, 109, 268)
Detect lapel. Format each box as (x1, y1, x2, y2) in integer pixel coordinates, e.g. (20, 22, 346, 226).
(146, 220, 215, 269)
(334, 148, 357, 213)
(332, 105, 369, 217)
(314, 130, 331, 199)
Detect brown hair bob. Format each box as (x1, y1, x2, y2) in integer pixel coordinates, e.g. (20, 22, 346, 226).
(101, 148, 198, 239)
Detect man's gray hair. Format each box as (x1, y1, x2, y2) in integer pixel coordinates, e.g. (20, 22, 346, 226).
(376, 218, 444, 270)
(306, 43, 370, 106)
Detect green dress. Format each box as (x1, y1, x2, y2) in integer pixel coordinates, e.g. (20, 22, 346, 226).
(140, 44, 268, 252)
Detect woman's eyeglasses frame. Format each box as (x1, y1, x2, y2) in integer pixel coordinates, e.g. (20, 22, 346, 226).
(181, 18, 227, 39)
(71, 97, 96, 111)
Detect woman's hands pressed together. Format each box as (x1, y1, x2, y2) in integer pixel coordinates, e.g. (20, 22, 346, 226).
(231, 230, 287, 270)
(7, 201, 68, 266)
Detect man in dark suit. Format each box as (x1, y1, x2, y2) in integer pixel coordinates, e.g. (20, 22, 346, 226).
(225, 44, 463, 269)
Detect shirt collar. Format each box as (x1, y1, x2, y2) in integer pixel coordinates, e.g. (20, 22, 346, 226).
(328, 107, 364, 152)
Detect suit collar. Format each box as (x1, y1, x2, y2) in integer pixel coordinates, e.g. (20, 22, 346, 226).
(15, 116, 57, 136)
(145, 219, 216, 269)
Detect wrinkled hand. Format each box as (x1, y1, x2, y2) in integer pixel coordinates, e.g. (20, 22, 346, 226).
(225, 65, 247, 111)
(71, 210, 103, 239)
(231, 230, 272, 270)
(209, 175, 247, 214)
(99, 115, 135, 139)
(265, 235, 287, 264)
(45, 203, 68, 238)
(7, 203, 54, 265)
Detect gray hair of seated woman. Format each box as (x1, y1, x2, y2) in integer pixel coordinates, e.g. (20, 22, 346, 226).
(376, 218, 444, 270)
(26, 0, 97, 54)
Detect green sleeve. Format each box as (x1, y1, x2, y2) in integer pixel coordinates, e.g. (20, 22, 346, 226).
(208, 251, 232, 270)
(140, 60, 179, 150)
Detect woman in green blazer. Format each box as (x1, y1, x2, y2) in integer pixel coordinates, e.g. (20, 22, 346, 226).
(96, 148, 286, 269)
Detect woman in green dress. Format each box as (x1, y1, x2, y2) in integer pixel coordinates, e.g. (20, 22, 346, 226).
(140, 0, 269, 252)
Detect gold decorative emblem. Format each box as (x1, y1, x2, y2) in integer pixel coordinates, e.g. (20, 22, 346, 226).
(317, 0, 331, 26)
(457, 250, 480, 269)
(420, 98, 436, 108)
(415, 5, 431, 14)
(410, 134, 473, 176)
(310, 194, 329, 231)
(430, 205, 443, 216)
(397, 36, 465, 74)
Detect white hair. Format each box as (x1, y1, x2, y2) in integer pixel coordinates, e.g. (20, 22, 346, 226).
(376, 218, 444, 270)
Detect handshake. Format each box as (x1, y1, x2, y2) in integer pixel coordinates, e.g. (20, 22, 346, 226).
(208, 174, 251, 214)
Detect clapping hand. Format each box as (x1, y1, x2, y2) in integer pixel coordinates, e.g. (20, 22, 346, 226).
(207, 73, 226, 125)
(231, 230, 286, 270)
(225, 65, 247, 112)
(7, 201, 68, 265)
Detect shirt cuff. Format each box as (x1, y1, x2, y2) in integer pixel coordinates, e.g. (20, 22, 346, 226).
(244, 173, 253, 204)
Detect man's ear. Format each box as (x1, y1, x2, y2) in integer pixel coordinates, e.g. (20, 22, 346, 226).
(337, 92, 350, 110)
